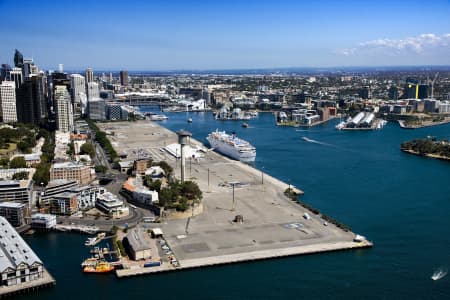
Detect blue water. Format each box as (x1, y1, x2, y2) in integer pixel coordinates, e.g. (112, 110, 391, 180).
(22, 110, 450, 299)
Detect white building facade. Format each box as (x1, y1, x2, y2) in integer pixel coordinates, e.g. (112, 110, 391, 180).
(55, 85, 74, 132)
(0, 81, 17, 123)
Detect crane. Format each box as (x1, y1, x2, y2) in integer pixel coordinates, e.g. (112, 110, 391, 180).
(431, 72, 439, 98)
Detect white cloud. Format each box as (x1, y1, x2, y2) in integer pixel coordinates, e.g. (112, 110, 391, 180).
(337, 33, 450, 56)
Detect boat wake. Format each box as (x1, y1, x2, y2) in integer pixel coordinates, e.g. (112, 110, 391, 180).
(431, 267, 448, 281)
(301, 136, 333, 146)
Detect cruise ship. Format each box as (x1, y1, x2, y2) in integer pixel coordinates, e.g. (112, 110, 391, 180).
(206, 130, 256, 162)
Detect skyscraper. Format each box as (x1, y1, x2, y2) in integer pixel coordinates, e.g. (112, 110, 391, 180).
(120, 70, 129, 86)
(9, 67, 23, 89)
(14, 49, 24, 68)
(16, 75, 47, 126)
(85, 68, 94, 83)
(70, 74, 86, 115)
(1, 64, 12, 82)
(0, 81, 18, 123)
(54, 85, 73, 132)
(22, 58, 35, 78)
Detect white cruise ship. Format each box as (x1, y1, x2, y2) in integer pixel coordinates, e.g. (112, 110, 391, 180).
(206, 130, 256, 162)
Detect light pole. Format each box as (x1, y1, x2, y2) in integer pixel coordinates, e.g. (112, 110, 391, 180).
(261, 167, 264, 185)
(231, 183, 236, 211)
(207, 168, 211, 192)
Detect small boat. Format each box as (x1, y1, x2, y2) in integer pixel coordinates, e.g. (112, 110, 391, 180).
(241, 122, 249, 128)
(187, 117, 193, 123)
(84, 237, 97, 246)
(83, 261, 115, 273)
(81, 257, 98, 268)
(149, 114, 168, 121)
(431, 268, 448, 281)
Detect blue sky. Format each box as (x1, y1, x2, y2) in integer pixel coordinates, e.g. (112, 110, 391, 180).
(1, 0, 449, 70)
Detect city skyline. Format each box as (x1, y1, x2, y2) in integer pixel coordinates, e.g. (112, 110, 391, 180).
(1, 0, 450, 70)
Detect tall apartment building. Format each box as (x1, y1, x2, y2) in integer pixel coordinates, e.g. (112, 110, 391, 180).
(54, 85, 73, 132)
(0, 81, 17, 123)
(85, 68, 94, 83)
(70, 74, 86, 115)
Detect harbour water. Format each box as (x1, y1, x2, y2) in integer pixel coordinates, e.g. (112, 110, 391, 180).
(22, 110, 450, 299)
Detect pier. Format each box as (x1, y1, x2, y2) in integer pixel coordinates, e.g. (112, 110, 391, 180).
(0, 268, 55, 298)
(96, 120, 373, 278)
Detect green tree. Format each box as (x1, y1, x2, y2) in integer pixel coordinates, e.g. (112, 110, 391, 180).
(9, 156, 27, 168)
(33, 163, 50, 186)
(17, 141, 32, 153)
(0, 158, 9, 167)
(94, 165, 108, 173)
(12, 171, 29, 180)
(181, 181, 202, 202)
(80, 142, 96, 158)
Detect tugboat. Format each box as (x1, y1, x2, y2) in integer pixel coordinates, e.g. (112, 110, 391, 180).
(241, 122, 249, 128)
(83, 260, 115, 273)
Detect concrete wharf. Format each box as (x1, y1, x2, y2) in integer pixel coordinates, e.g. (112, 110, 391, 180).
(96, 120, 373, 278)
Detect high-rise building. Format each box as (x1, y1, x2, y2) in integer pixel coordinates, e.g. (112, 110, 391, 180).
(16, 75, 47, 126)
(85, 68, 94, 83)
(9, 67, 23, 89)
(54, 85, 73, 132)
(388, 86, 398, 100)
(404, 83, 418, 99)
(418, 84, 429, 99)
(14, 49, 24, 68)
(88, 98, 106, 120)
(70, 74, 86, 115)
(0, 81, 18, 123)
(120, 70, 129, 86)
(22, 58, 34, 78)
(87, 82, 99, 100)
(1, 64, 12, 81)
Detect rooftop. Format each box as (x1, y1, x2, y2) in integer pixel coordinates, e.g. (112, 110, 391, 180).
(0, 202, 26, 209)
(0, 216, 42, 272)
(125, 228, 151, 252)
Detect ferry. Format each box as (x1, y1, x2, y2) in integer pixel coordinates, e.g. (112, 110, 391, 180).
(206, 130, 256, 162)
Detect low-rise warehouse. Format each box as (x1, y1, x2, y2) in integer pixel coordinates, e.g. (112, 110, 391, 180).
(123, 228, 152, 261)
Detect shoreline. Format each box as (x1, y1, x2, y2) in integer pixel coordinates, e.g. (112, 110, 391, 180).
(398, 119, 450, 129)
(401, 148, 450, 162)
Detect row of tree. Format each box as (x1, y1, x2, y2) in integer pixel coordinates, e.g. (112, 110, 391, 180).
(85, 119, 118, 161)
(32, 129, 55, 186)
